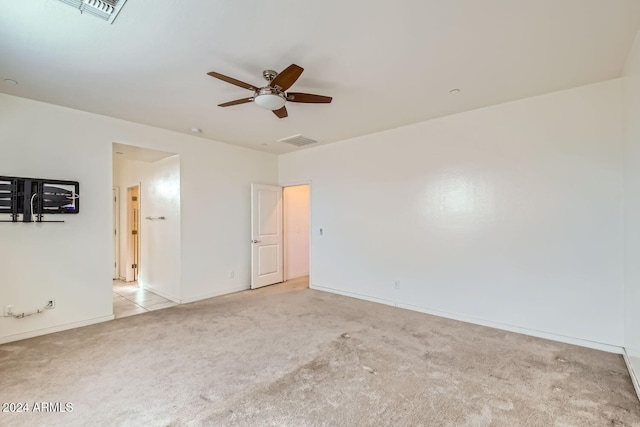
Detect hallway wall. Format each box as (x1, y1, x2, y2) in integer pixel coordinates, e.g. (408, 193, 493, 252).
(622, 28, 640, 385)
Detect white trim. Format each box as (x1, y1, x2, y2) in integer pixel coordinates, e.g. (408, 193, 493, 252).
(311, 284, 397, 306)
(113, 186, 120, 280)
(143, 285, 180, 304)
(0, 315, 114, 345)
(623, 348, 640, 402)
(311, 284, 623, 354)
(180, 284, 249, 304)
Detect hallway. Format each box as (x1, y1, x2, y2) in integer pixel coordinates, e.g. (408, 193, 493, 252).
(112, 280, 177, 318)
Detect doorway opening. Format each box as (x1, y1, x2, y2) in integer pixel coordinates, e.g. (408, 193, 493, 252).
(112, 142, 181, 319)
(250, 183, 310, 290)
(283, 184, 310, 286)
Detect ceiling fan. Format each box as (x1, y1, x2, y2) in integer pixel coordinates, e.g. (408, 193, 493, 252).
(207, 64, 332, 119)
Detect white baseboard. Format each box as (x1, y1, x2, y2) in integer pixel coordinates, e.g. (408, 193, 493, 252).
(312, 284, 396, 306)
(623, 349, 640, 401)
(180, 284, 250, 304)
(143, 285, 180, 304)
(311, 284, 622, 354)
(0, 315, 115, 345)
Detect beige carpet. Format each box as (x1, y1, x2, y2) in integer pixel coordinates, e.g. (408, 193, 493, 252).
(1, 279, 639, 426)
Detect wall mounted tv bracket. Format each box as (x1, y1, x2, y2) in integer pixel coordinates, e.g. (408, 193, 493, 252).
(0, 176, 80, 223)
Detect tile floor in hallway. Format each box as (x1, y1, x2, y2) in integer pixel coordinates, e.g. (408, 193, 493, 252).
(113, 277, 309, 319)
(113, 280, 177, 319)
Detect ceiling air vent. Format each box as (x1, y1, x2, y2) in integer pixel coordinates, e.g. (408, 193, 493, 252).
(57, 0, 128, 24)
(277, 134, 318, 147)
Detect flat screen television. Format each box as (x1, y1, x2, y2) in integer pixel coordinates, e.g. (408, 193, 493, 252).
(0, 176, 80, 222)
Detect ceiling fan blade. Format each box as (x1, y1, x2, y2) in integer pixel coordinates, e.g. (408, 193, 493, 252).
(273, 106, 288, 118)
(207, 71, 257, 91)
(218, 98, 253, 107)
(287, 92, 333, 104)
(270, 64, 304, 91)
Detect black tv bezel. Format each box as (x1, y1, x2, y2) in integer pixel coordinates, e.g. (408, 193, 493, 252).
(0, 175, 80, 222)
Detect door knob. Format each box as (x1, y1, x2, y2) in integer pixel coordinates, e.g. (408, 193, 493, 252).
(251, 239, 260, 243)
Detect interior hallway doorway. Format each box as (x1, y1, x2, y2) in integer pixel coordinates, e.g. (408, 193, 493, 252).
(250, 183, 310, 290)
(112, 142, 182, 318)
(283, 184, 310, 283)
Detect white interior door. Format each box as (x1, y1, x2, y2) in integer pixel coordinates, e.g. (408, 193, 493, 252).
(251, 184, 283, 289)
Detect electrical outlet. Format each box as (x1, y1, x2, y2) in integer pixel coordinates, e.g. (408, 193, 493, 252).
(393, 280, 400, 289)
(47, 299, 55, 309)
(4, 305, 13, 316)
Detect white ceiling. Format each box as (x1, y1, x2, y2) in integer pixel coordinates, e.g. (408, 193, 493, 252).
(1, 1, 639, 154)
(113, 142, 176, 163)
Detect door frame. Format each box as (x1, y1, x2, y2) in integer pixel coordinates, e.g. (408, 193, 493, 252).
(113, 187, 120, 280)
(126, 184, 141, 282)
(280, 180, 312, 285)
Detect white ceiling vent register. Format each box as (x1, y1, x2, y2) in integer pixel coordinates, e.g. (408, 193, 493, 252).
(56, 0, 128, 24)
(277, 134, 318, 147)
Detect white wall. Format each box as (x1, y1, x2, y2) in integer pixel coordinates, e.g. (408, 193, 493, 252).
(0, 98, 113, 341)
(284, 185, 310, 279)
(141, 155, 181, 301)
(623, 29, 640, 382)
(0, 93, 278, 343)
(113, 155, 181, 301)
(280, 80, 624, 349)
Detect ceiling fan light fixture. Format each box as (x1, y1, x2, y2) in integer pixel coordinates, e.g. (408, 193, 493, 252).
(254, 93, 286, 110)
(208, 64, 332, 118)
